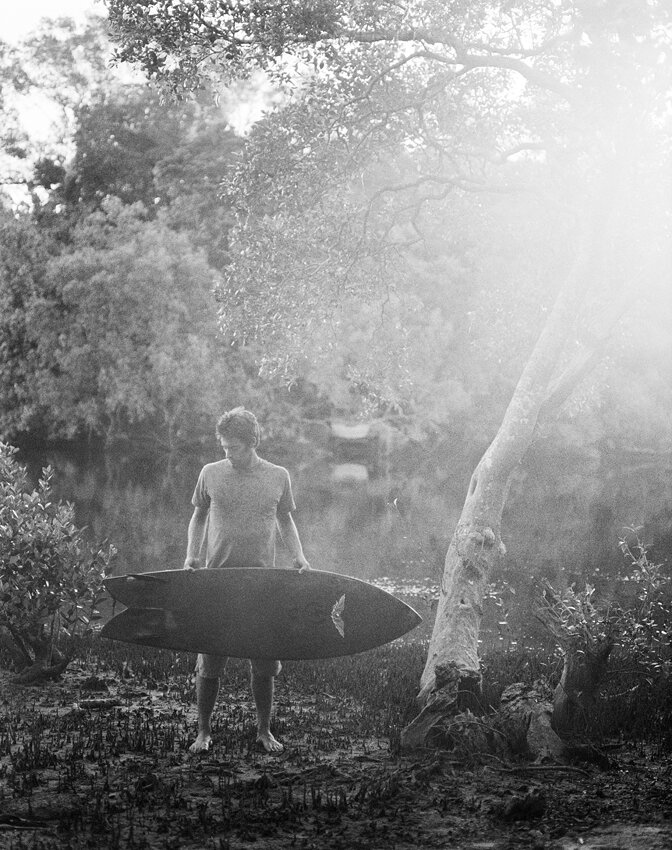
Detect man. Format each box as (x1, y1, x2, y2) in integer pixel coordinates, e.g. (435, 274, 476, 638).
(184, 407, 310, 754)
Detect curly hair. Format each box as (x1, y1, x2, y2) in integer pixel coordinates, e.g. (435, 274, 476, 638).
(215, 407, 261, 447)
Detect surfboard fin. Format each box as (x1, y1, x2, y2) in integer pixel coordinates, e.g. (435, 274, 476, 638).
(331, 594, 346, 638)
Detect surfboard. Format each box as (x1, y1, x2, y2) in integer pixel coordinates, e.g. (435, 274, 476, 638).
(101, 568, 421, 659)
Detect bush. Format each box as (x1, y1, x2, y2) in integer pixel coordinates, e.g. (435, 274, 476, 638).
(0, 443, 115, 681)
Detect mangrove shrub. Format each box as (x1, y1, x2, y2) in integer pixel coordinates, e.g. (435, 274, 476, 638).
(0, 443, 115, 682)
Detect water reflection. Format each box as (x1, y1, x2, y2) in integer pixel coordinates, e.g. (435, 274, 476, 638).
(20, 446, 200, 576)
(18, 444, 433, 583)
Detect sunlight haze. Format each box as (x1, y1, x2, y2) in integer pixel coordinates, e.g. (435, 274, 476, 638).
(4, 0, 103, 42)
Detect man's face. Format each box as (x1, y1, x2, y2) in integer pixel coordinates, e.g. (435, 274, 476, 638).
(220, 437, 255, 469)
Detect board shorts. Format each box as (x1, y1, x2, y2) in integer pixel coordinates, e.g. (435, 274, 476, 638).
(196, 653, 282, 679)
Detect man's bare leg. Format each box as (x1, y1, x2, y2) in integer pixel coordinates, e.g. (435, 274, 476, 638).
(189, 674, 219, 753)
(251, 670, 283, 753)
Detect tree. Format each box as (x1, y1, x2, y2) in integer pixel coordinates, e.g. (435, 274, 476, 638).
(153, 113, 243, 269)
(0, 38, 311, 451)
(1, 17, 116, 197)
(26, 197, 227, 448)
(0, 39, 32, 178)
(0, 443, 114, 683)
(66, 89, 213, 211)
(0, 207, 51, 438)
(108, 0, 672, 745)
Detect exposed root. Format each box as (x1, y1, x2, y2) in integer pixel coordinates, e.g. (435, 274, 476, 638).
(404, 674, 568, 763)
(11, 657, 71, 686)
(497, 682, 565, 760)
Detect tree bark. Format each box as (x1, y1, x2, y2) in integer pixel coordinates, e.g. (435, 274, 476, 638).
(498, 682, 566, 760)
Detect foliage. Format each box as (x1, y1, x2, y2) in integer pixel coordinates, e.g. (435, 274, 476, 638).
(20, 16, 114, 110)
(26, 198, 225, 447)
(0, 37, 338, 451)
(0, 38, 32, 177)
(31, 86, 241, 251)
(67, 89, 222, 212)
(1, 18, 117, 192)
(0, 208, 50, 438)
(613, 531, 672, 675)
(149, 105, 243, 269)
(108, 0, 671, 414)
(0, 443, 114, 670)
(539, 530, 672, 680)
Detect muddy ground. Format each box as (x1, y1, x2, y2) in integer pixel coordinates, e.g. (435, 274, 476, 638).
(0, 640, 671, 849)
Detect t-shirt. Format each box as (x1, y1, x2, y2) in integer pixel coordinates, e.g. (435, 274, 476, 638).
(191, 457, 296, 570)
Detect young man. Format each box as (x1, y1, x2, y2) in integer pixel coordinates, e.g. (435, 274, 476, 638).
(184, 407, 310, 754)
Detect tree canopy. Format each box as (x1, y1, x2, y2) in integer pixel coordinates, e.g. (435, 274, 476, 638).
(107, 0, 671, 409)
(0, 20, 284, 450)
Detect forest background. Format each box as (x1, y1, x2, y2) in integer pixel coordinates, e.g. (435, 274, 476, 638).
(1, 12, 671, 653)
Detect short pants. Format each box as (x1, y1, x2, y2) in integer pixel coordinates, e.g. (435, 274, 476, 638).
(195, 653, 282, 679)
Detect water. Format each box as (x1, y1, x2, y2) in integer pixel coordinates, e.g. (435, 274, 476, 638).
(18, 443, 431, 583)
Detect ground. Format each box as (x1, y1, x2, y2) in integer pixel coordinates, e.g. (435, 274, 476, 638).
(0, 641, 671, 849)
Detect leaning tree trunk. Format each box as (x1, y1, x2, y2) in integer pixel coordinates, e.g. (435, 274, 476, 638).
(401, 214, 607, 749)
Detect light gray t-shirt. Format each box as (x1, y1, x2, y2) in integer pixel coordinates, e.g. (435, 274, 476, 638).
(191, 457, 296, 569)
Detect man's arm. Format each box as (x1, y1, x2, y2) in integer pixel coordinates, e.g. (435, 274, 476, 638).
(276, 512, 310, 571)
(184, 505, 209, 569)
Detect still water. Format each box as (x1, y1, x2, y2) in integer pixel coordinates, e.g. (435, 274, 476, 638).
(19, 443, 424, 583)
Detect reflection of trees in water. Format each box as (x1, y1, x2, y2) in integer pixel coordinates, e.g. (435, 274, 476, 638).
(19, 442, 434, 581)
(20, 448, 199, 575)
(18, 431, 672, 591)
(19, 446, 405, 578)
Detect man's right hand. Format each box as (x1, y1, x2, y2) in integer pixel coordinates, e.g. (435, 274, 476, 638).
(183, 557, 199, 571)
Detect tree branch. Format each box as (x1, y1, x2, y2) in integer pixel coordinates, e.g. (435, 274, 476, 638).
(339, 28, 575, 101)
(459, 54, 574, 99)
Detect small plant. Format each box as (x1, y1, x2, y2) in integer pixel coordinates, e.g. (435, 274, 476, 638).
(537, 529, 672, 735)
(614, 529, 672, 676)
(0, 442, 115, 683)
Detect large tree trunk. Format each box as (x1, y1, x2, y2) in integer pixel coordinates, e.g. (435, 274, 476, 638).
(402, 214, 606, 750)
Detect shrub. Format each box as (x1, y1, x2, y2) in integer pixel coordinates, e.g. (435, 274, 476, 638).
(0, 443, 115, 681)
(537, 529, 672, 735)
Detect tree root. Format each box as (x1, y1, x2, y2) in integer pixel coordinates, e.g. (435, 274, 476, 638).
(11, 657, 71, 686)
(401, 663, 464, 749)
(497, 682, 565, 760)
(492, 764, 590, 777)
(403, 676, 568, 762)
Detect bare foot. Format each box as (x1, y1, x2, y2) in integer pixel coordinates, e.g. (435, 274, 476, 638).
(189, 732, 212, 753)
(257, 731, 284, 753)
